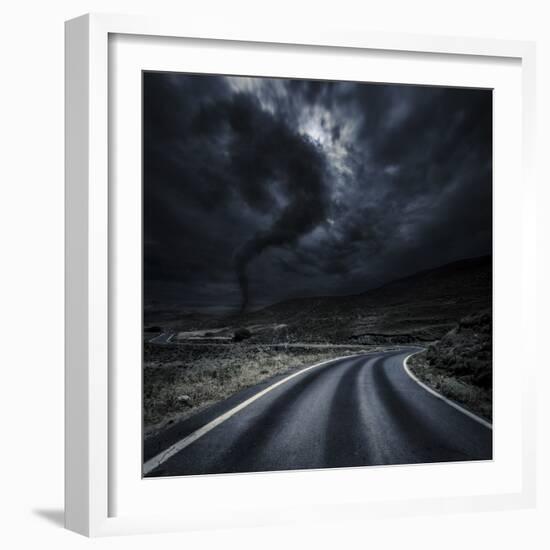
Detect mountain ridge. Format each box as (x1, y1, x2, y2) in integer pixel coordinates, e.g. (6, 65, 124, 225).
(230, 254, 492, 344)
(146, 254, 492, 346)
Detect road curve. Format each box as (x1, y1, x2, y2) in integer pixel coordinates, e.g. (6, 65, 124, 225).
(148, 331, 175, 344)
(144, 348, 492, 477)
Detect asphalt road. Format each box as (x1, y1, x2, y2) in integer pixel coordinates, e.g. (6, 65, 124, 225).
(144, 348, 492, 477)
(148, 331, 175, 344)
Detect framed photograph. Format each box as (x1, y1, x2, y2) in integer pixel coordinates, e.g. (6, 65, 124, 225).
(65, 13, 537, 536)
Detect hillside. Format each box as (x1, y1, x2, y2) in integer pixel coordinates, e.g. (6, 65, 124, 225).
(227, 256, 491, 344)
(149, 255, 491, 346)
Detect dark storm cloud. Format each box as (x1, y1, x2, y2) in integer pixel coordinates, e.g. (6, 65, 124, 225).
(191, 93, 330, 311)
(143, 72, 492, 311)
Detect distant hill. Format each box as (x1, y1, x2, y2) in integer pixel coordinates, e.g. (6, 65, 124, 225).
(147, 255, 492, 346)
(232, 255, 492, 344)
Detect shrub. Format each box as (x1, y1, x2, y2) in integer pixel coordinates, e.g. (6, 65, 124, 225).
(233, 328, 253, 342)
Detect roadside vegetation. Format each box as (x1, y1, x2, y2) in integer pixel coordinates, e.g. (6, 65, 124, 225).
(408, 310, 492, 421)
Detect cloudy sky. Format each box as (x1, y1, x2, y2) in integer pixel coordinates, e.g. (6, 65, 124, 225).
(143, 72, 492, 313)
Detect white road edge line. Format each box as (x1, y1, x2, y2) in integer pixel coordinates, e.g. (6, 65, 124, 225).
(143, 351, 373, 475)
(403, 351, 492, 430)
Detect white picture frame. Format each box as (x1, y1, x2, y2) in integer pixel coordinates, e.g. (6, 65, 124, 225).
(65, 12, 537, 537)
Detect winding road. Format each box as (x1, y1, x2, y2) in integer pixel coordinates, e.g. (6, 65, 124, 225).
(144, 348, 492, 477)
(148, 331, 175, 344)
